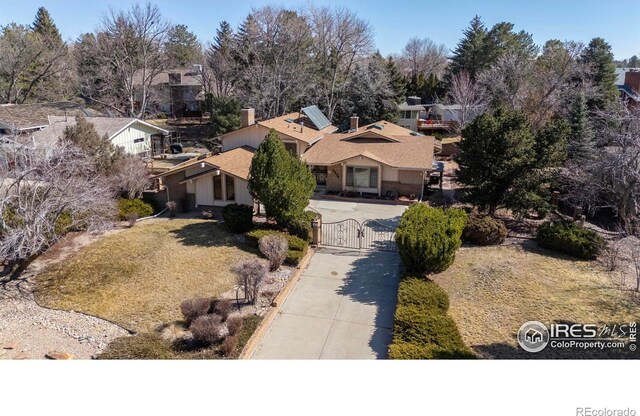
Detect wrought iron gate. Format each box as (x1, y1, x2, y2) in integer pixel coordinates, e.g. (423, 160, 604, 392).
(321, 218, 397, 252)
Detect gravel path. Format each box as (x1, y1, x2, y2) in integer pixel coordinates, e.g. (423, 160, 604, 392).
(0, 232, 130, 360)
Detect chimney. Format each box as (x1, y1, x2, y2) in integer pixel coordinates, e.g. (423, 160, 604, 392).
(624, 71, 640, 93)
(241, 108, 255, 128)
(407, 96, 422, 105)
(350, 115, 359, 131)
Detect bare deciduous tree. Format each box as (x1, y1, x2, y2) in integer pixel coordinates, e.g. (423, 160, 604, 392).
(448, 71, 485, 132)
(398, 37, 448, 79)
(0, 143, 116, 279)
(110, 155, 150, 199)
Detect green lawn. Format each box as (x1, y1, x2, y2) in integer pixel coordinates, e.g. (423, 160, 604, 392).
(36, 219, 256, 333)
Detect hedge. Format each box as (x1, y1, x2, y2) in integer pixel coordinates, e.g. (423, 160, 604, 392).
(221, 204, 254, 233)
(536, 221, 605, 260)
(462, 214, 508, 246)
(118, 198, 154, 220)
(388, 275, 475, 360)
(395, 204, 467, 274)
(245, 229, 308, 266)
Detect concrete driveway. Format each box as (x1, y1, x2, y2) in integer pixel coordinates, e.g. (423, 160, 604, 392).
(250, 200, 406, 359)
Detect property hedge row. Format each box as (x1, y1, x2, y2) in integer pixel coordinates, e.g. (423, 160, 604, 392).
(245, 229, 308, 266)
(388, 275, 475, 360)
(395, 204, 467, 274)
(536, 221, 605, 260)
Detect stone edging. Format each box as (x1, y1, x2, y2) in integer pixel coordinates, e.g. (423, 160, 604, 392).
(319, 194, 417, 206)
(238, 246, 317, 359)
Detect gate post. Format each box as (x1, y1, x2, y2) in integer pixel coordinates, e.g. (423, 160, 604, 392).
(312, 217, 322, 247)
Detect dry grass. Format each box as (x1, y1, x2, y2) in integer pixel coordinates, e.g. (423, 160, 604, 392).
(35, 219, 255, 332)
(431, 242, 640, 359)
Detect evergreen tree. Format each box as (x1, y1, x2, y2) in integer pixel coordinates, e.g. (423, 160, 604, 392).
(484, 22, 537, 63)
(207, 94, 241, 137)
(449, 15, 489, 80)
(581, 37, 618, 109)
(248, 129, 316, 225)
(165, 24, 201, 67)
(31, 6, 62, 43)
(457, 108, 568, 216)
(386, 57, 407, 103)
(628, 55, 639, 68)
(63, 115, 123, 174)
(567, 91, 595, 160)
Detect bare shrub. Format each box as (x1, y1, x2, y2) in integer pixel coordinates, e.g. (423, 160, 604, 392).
(190, 314, 228, 346)
(233, 259, 268, 304)
(632, 245, 640, 292)
(226, 316, 243, 336)
(220, 335, 238, 357)
(125, 211, 139, 227)
(602, 238, 623, 272)
(180, 297, 212, 325)
(166, 200, 177, 217)
(259, 234, 288, 271)
(212, 299, 232, 321)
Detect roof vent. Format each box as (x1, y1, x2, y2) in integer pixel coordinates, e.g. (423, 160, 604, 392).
(285, 118, 295, 123)
(370, 124, 384, 130)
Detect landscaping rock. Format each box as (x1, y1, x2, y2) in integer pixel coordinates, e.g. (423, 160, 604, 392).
(13, 352, 29, 360)
(3, 341, 18, 350)
(45, 351, 74, 360)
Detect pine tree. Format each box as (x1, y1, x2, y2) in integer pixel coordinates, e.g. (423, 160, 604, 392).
(248, 130, 315, 225)
(581, 37, 618, 109)
(207, 94, 241, 137)
(31, 7, 62, 43)
(628, 55, 639, 68)
(165, 24, 200, 67)
(63, 115, 123, 174)
(450, 15, 489, 80)
(567, 91, 595, 161)
(386, 57, 407, 103)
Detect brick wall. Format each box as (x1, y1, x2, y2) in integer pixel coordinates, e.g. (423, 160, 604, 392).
(381, 181, 422, 198)
(625, 71, 640, 92)
(326, 164, 342, 192)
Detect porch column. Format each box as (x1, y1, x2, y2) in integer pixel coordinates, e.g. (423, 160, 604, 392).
(377, 164, 382, 196)
(311, 217, 322, 246)
(341, 163, 346, 191)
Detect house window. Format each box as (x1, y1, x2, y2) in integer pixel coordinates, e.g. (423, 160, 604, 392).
(283, 142, 297, 154)
(133, 137, 144, 143)
(225, 175, 235, 201)
(346, 166, 378, 188)
(213, 175, 222, 200)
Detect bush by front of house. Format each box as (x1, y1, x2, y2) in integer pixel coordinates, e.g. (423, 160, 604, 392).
(117, 198, 154, 220)
(462, 214, 508, 246)
(245, 229, 308, 266)
(388, 275, 475, 360)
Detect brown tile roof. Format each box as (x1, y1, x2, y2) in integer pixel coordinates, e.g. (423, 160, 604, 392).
(155, 146, 255, 180)
(302, 122, 439, 170)
(0, 102, 104, 131)
(256, 112, 338, 145)
(133, 68, 204, 87)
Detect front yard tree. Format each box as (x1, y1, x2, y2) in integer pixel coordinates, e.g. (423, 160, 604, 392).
(248, 129, 316, 225)
(581, 37, 618, 109)
(457, 108, 568, 216)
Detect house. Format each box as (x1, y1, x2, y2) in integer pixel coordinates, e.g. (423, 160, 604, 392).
(220, 106, 339, 156)
(0, 102, 103, 136)
(134, 66, 205, 117)
(302, 116, 442, 199)
(27, 116, 170, 158)
(617, 69, 640, 107)
(397, 96, 428, 131)
(151, 146, 255, 211)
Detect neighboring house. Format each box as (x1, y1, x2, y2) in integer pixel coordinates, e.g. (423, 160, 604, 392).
(397, 96, 428, 131)
(152, 146, 255, 211)
(617, 69, 640, 107)
(220, 106, 339, 156)
(28, 116, 170, 158)
(134, 66, 205, 117)
(302, 117, 442, 198)
(0, 102, 103, 136)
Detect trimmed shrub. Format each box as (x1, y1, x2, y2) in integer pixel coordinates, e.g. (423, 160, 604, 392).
(395, 204, 467, 274)
(226, 316, 243, 336)
(190, 314, 228, 346)
(54, 211, 73, 235)
(285, 214, 313, 242)
(245, 229, 308, 266)
(180, 297, 213, 325)
(233, 259, 268, 304)
(393, 305, 467, 350)
(259, 234, 288, 271)
(221, 204, 254, 233)
(212, 299, 233, 321)
(536, 221, 605, 260)
(397, 275, 450, 313)
(220, 335, 239, 357)
(118, 198, 153, 220)
(462, 214, 508, 246)
(388, 342, 476, 359)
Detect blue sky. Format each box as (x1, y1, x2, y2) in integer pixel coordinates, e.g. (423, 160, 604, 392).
(1, 0, 638, 59)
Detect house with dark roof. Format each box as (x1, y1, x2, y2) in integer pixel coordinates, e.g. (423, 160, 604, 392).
(133, 66, 205, 117)
(617, 69, 640, 107)
(0, 102, 103, 135)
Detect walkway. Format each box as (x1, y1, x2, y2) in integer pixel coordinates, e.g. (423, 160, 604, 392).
(251, 248, 402, 359)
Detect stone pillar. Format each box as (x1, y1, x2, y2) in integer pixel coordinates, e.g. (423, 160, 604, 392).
(312, 217, 322, 247)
